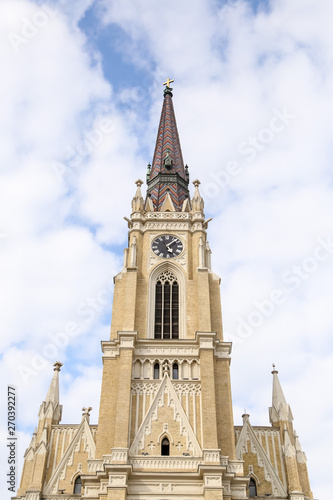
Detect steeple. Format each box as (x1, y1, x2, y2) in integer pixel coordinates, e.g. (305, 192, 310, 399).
(45, 361, 62, 406)
(38, 361, 63, 425)
(269, 364, 293, 425)
(146, 79, 190, 211)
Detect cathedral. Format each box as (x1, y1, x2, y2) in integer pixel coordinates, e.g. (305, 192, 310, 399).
(14, 81, 314, 500)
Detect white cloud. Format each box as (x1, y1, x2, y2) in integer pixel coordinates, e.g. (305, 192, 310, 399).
(0, 2, 140, 495)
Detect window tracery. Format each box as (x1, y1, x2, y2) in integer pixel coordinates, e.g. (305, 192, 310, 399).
(154, 270, 179, 339)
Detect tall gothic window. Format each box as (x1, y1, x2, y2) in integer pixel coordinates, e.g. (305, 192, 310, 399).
(173, 363, 179, 379)
(153, 362, 160, 379)
(249, 477, 257, 497)
(73, 476, 82, 494)
(154, 271, 179, 339)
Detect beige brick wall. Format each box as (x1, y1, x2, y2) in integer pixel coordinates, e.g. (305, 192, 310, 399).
(17, 458, 33, 496)
(209, 274, 223, 340)
(214, 358, 236, 459)
(29, 453, 47, 490)
(96, 357, 120, 456)
(54, 450, 89, 495)
(285, 455, 302, 492)
(298, 461, 313, 499)
(242, 448, 273, 495)
(200, 350, 218, 449)
(197, 270, 212, 332)
(113, 350, 134, 449)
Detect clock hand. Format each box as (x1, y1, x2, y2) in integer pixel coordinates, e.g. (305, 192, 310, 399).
(166, 238, 177, 248)
(163, 241, 174, 253)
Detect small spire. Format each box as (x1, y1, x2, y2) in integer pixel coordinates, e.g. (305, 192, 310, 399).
(45, 361, 62, 405)
(146, 163, 151, 183)
(192, 179, 204, 214)
(185, 164, 189, 182)
(40, 422, 48, 446)
(29, 428, 37, 450)
(283, 425, 296, 458)
(294, 431, 307, 463)
(269, 364, 293, 424)
(132, 179, 145, 213)
(271, 364, 287, 408)
(38, 361, 63, 425)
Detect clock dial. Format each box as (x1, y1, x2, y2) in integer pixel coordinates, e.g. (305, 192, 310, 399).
(151, 235, 184, 259)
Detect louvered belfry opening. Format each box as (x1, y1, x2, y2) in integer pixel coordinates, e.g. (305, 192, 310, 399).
(154, 270, 179, 339)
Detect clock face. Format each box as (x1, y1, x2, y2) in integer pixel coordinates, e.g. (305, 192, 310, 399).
(151, 235, 184, 259)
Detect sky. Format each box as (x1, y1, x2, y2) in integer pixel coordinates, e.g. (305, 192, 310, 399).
(0, 0, 332, 498)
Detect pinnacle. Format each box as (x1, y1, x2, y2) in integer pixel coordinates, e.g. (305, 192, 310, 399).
(45, 361, 62, 405)
(272, 365, 288, 408)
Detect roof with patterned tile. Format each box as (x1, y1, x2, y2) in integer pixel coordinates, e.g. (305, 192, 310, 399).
(146, 81, 190, 212)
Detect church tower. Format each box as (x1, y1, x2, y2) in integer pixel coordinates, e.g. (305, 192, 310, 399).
(93, 78, 247, 499)
(14, 81, 314, 500)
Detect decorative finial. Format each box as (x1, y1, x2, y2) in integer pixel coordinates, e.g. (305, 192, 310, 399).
(163, 78, 174, 97)
(193, 179, 201, 188)
(163, 78, 174, 88)
(242, 411, 250, 422)
(146, 163, 151, 183)
(135, 179, 143, 188)
(185, 164, 189, 182)
(53, 361, 63, 371)
(272, 363, 278, 374)
(82, 406, 93, 417)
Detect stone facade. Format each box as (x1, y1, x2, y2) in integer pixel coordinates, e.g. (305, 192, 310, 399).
(13, 85, 314, 500)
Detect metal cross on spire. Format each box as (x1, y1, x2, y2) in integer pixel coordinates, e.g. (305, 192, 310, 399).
(163, 78, 174, 88)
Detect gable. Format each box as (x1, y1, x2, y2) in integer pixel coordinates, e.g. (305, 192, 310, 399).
(129, 373, 202, 457)
(236, 420, 287, 497)
(44, 418, 96, 495)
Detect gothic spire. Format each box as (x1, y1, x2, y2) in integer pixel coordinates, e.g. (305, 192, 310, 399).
(269, 364, 293, 424)
(45, 361, 62, 405)
(146, 80, 190, 211)
(38, 361, 63, 424)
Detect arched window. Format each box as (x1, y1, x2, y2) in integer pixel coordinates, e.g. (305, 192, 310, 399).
(161, 437, 170, 456)
(153, 363, 160, 379)
(154, 271, 179, 339)
(172, 363, 179, 379)
(73, 475, 82, 494)
(249, 477, 257, 497)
